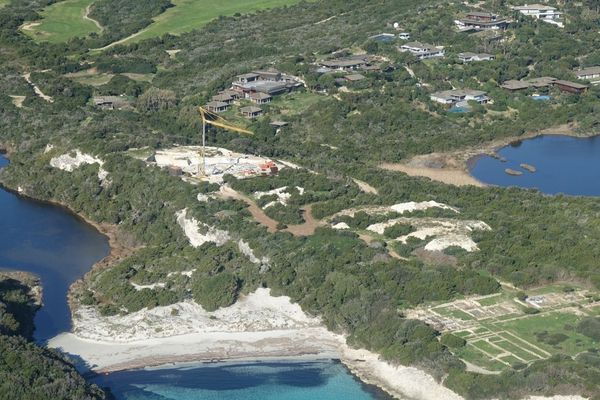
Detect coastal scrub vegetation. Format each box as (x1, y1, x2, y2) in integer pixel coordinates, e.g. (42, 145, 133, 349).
(0, 273, 107, 399)
(2, 0, 600, 398)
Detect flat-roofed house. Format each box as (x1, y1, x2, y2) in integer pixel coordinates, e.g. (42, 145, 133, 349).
(400, 42, 445, 60)
(240, 106, 263, 118)
(458, 52, 495, 62)
(205, 101, 229, 113)
(574, 67, 600, 84)
(512, 4, 563, 27)
(525, 76, 556, 88)
(344, 73, 366, 82)
(254, 69, 282, 82)
(456, 11, 509, 31)
(430, 89, 489, 105)
(232, 69, 303, 97)
(249, 92, 272, 104)
(236, 73, 260, 83)
(501, 80, 531, 91)
(553, 80, 588, 94)
(93, 96, 130, 110)
(320, 58, 368, 71)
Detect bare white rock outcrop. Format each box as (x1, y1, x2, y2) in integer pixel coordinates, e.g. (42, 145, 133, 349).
(175, 209, 230, 247)
(49, 150, 109, 183)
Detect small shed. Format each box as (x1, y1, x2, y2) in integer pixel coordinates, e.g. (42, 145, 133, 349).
(345, 73, 366, 82)
(270, 121, 289, 128)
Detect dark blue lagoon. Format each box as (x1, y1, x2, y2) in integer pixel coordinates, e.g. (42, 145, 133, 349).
(92, 360, 391, 400)
(0, 154, 388, 399)
(469, 135, 600, 196)
(0, 154, 110, 341)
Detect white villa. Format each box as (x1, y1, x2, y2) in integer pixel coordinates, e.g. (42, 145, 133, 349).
(430, 89, 490, 105)
(574, 67, 600, 84)
(458, 52, 495, 62)
(512, 4, 563, 27)
(400, 42, 445, 60)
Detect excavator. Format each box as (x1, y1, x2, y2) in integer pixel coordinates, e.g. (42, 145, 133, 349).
(197, 106, 254, 177)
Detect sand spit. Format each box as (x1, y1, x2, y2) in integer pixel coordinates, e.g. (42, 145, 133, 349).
(381, 160, 484, 187)
(380, 123, 583, 188)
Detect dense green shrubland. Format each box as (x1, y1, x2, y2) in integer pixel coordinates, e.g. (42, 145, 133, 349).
(2, 0, 600, 398)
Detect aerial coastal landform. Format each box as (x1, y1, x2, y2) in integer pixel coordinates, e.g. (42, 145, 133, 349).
(2, 0, 600, 399)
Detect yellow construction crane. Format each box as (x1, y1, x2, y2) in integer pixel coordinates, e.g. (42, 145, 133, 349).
(197, 106, 253, 176)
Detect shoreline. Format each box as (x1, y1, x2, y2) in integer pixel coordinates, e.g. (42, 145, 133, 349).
(0, 152, 590, 400)
(380, 124, 593, 188)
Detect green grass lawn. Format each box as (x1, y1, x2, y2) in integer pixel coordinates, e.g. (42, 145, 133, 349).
(456, 346, 506, 371)
(121, 0, 311, 45)
(434, 306, 474, 321)
(497, 312, 595, 357)
(22, 0, 100, 43)
(471, 340, 504, 357)
(270, 91, 325, 116)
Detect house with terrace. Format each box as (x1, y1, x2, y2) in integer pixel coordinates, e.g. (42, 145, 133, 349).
(318, 55, 378, 72)
(458, 52, 495, 62)
(400, 42, 445, 60)
(232, 69, 303, 98)
(455, 11, 509, 31)
(430, 89, 490, 105)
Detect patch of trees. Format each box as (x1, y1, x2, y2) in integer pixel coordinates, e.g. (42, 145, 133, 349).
(0, 336, 107, 400)
(0, 274, 107, 399)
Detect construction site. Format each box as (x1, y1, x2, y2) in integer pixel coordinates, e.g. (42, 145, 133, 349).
(135, 106, 281, 184)
(145, 146, 280, 184)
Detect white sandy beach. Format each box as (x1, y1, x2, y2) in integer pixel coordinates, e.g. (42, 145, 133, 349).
(48, 288, 588, 400)
(49, 288, 465, 399)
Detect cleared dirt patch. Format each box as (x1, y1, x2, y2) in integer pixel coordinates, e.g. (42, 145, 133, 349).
(9, 95, 26, 108)
(219, 187, 323, 237)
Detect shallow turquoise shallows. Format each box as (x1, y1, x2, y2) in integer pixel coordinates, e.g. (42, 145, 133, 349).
(469, 135, 600, 196)
(92, 360, 392, 400)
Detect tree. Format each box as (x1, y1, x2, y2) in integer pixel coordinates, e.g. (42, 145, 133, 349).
(137, 87, 177, 112)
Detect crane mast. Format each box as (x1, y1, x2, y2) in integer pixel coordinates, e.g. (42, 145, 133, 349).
(197, 106, 254, 177)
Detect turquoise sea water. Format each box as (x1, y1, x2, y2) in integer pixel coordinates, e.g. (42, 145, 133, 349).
(92, 360, 392, 400)
(469, 135, 600, 196)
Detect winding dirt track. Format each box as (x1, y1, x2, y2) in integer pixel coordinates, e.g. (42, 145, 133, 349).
(218, 186, 323, 236)
(84, 4, 103, 32)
